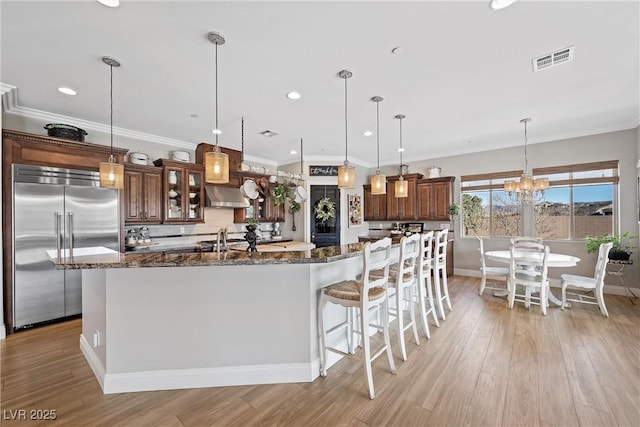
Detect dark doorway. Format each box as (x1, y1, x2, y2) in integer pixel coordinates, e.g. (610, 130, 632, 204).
(310, 185, 340, 248)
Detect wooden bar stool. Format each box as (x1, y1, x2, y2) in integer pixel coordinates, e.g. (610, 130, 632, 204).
(433, 229, 452, 320)
(317, 237, 396, 399)
(417, 231, 440, 338)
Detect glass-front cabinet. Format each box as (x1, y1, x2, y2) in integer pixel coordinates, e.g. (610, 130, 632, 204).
(153, 159, 204, 224)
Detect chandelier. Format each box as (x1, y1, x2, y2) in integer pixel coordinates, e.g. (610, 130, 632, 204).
(503, 118, 548, 202)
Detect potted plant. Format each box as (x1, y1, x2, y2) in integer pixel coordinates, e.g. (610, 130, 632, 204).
(270, 183, 288, 207)
(448, 203, 460, 218)
(245, 217, 260, 231)
(585, 232, 634, 260)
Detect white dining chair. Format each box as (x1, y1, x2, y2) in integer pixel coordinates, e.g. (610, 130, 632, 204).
(477, 236, 509, 296)
(508, 242, 551, 315)
(433, 229, 451, 320)
(561, 242, 613, 317)
(511, 236, 543, 245)
(417, 231, 440, 338)
(318, 237, 396, 399)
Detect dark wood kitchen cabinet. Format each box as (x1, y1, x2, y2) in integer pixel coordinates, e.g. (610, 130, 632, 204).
(153, 159, 204, 224)
(363, 184, 387, 221)
(233, 176, 285, 223)
(124, 164, 162, 224)
(416, 176, 455, 221)
(385, 174, 422, 220)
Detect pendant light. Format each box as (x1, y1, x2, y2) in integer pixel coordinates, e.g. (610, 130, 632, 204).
(337, 69, 355, 188)
(99, 56, 124, 189)
(503, 117, 549, 202)
(370, 96, 386, 195)
(394, 114, 408, 198)
(204, 31, 229, 184)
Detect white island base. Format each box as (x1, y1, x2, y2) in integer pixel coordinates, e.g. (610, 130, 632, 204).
(80, 258, 364, 394)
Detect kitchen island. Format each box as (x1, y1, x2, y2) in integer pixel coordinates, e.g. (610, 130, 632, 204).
(57, 244, 391, 394)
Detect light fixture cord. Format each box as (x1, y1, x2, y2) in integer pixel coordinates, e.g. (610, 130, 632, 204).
(109, 63, 114, 156)
(344, 75, 348, 162)
(241, 116, 244, 162)
(523, 119, 528, 173)
(376, 100, 380, 171)
(399, 116, 404, 176)
(300, 138, 303, 175)
(215, 41, 219, 147)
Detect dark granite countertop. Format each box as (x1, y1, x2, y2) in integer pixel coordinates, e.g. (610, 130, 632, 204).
(56, 242, 369, 269)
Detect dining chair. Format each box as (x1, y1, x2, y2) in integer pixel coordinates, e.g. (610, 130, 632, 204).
(508, 242, 551, 315)
(511, 236, 543, 245)
(477, 236, 509, 296)
(417, 231, 439, 338)
(561, 242, 613, 317)
(388, 234, 421, 361)
(318, 237, 396, 399)
(433, 229, 451, 320)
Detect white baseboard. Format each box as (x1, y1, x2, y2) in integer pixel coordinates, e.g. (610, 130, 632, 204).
(454, 268, 634, 297)
(100, 362, 312, 394)
(0, 323, 6, 340)
(80, 334, 106, 391)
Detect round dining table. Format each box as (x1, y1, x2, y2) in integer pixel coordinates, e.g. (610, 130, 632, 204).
(484, 250, 581, 306)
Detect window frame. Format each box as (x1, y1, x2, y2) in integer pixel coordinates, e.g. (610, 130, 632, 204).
(460, 161, 619, 240)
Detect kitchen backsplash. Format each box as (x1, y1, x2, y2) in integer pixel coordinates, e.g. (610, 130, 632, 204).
(125, 207, 278, 239)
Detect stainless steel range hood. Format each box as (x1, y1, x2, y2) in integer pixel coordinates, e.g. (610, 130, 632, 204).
(204, 185, 250, 208)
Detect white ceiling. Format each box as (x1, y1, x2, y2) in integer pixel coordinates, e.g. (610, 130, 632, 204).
(1, 1, 638, 167)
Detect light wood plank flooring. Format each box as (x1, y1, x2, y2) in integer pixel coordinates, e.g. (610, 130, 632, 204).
(1, 276, 639, 426)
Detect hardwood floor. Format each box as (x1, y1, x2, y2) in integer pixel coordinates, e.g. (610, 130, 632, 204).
(1, 276, 639, 426)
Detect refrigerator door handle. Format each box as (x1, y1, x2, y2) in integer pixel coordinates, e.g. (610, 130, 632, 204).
(56, 212, 63, 263)
(67, 212, 74, 260)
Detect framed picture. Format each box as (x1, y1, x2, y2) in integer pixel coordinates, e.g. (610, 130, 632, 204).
(348, 194, 362, 227)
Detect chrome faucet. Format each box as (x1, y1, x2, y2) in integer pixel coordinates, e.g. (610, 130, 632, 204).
(216, 227, 228, 254)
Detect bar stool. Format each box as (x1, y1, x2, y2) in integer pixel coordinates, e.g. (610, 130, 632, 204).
(386, 233, 421, 361)
(317, 237, 396, 399)
(433, 229, 451, 320)
(417, 231, 439, 338)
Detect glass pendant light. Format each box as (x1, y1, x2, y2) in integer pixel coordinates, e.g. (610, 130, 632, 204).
(99, 56, 124, 189)
(205, 31, 229, 184)
(337, 69, 355, 188)
(394, 114, 408, 198)
(370, 96, 386, 195)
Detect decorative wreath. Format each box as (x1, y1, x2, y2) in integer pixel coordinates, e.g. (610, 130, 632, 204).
(314, 197, 336, 223)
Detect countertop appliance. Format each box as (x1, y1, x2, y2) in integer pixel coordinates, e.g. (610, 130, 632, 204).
(12, 164, 120, 330)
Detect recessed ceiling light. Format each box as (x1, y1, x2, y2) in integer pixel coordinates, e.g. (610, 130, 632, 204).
(211, 129, 222, 135)
(58, 87, 77, 96)
(391, 47, 404, 55)
(489, 0, 517, 10)
(97, 0, 120, 7)
(363, 130, 373, 136)
(286, 91, 301, 100)
(397, 147, 405, 152)
(290, 150, 297, 155)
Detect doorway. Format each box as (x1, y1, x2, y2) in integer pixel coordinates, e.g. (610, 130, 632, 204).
(310, 185, 340, 248)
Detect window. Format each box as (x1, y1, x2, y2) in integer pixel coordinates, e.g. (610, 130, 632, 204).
(461, 161, 619, 239)
(533, 161, 617, 240)
(460, 170, 522, 237)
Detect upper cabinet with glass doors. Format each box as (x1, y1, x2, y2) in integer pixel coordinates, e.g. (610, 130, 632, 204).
(153, 159, 204, 224)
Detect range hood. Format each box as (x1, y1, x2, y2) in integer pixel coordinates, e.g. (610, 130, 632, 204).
(204, 185, 251, 208)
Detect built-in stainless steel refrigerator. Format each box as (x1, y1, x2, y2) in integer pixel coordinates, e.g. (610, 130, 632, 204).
(12, 164, 120, 330)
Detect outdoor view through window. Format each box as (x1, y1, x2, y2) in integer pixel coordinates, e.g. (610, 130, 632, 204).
(461, 161, 618, 240)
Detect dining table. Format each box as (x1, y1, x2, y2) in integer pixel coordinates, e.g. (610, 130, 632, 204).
(484, 250, 581, 306)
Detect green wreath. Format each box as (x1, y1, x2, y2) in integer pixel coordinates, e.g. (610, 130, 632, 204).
(314, 197, 336, 223)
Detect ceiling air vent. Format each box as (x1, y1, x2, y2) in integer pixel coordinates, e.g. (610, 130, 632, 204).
(259, 130, 279, 137)
(532, 46, 574, 72)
